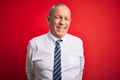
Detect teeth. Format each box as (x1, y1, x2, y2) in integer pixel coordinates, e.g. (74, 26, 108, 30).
(57, 26, 66, 29)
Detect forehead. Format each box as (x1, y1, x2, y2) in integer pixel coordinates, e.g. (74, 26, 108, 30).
(53, 5, 71, 17)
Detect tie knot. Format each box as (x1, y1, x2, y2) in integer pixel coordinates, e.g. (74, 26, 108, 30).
(56, 39, 62, 46)
(56, 39, 62, 43)
(57, 39, 62, 42)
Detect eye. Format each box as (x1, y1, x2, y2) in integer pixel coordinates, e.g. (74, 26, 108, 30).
(65, 17, 70, 21)
(54, 16, 60, 19)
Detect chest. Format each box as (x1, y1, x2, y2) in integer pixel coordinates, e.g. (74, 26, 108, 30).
(32, 42, 81, 71)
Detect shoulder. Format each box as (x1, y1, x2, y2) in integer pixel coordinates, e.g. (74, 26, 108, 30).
(28, 33, 48, 47)
(67, 33, 83, 43)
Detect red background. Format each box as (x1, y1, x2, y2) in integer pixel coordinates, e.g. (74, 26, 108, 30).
(0, 0, 120, 80)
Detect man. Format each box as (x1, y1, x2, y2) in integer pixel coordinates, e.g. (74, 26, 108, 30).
(26, 3, 85, 80)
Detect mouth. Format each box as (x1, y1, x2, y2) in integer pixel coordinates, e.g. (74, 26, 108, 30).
(56, 26, 67, 29)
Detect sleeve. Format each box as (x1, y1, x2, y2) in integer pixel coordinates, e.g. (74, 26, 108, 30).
(79, 40, 85, 80)
(26, 41, 35, 80)
(79, 56, 85, 80)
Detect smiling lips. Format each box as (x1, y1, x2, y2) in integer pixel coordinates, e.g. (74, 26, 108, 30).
(57, 26, 67, 29)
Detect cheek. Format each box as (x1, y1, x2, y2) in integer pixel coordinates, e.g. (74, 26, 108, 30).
(53, 19, 59, 25)
(66, 22, 71, 28)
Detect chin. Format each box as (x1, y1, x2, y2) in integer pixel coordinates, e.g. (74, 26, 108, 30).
(55, 31, 67, 38)
(57, 34, 65, 38)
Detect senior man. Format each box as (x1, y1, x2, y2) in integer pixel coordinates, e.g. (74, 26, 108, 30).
(26, 3, 85, 80)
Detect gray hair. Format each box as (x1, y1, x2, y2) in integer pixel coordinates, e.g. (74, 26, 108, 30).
(49, 3, 69, 16)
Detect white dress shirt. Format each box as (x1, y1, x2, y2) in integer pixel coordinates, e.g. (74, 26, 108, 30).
(26, 32, 85, 80)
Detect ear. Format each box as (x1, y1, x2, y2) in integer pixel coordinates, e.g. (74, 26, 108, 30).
(47, 16, 50, 24)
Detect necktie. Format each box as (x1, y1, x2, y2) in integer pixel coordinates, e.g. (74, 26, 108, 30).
(53, 40, 62, 80)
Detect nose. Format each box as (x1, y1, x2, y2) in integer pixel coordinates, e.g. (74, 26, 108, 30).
(59, 19, 65, 25)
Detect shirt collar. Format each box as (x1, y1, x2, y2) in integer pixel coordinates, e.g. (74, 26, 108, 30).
(47, 31, 67, 43)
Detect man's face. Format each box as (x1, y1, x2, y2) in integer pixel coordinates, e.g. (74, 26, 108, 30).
(48, 5, 71, 38)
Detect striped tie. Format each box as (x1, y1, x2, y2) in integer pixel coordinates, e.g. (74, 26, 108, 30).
(53, 40, 62, 80)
